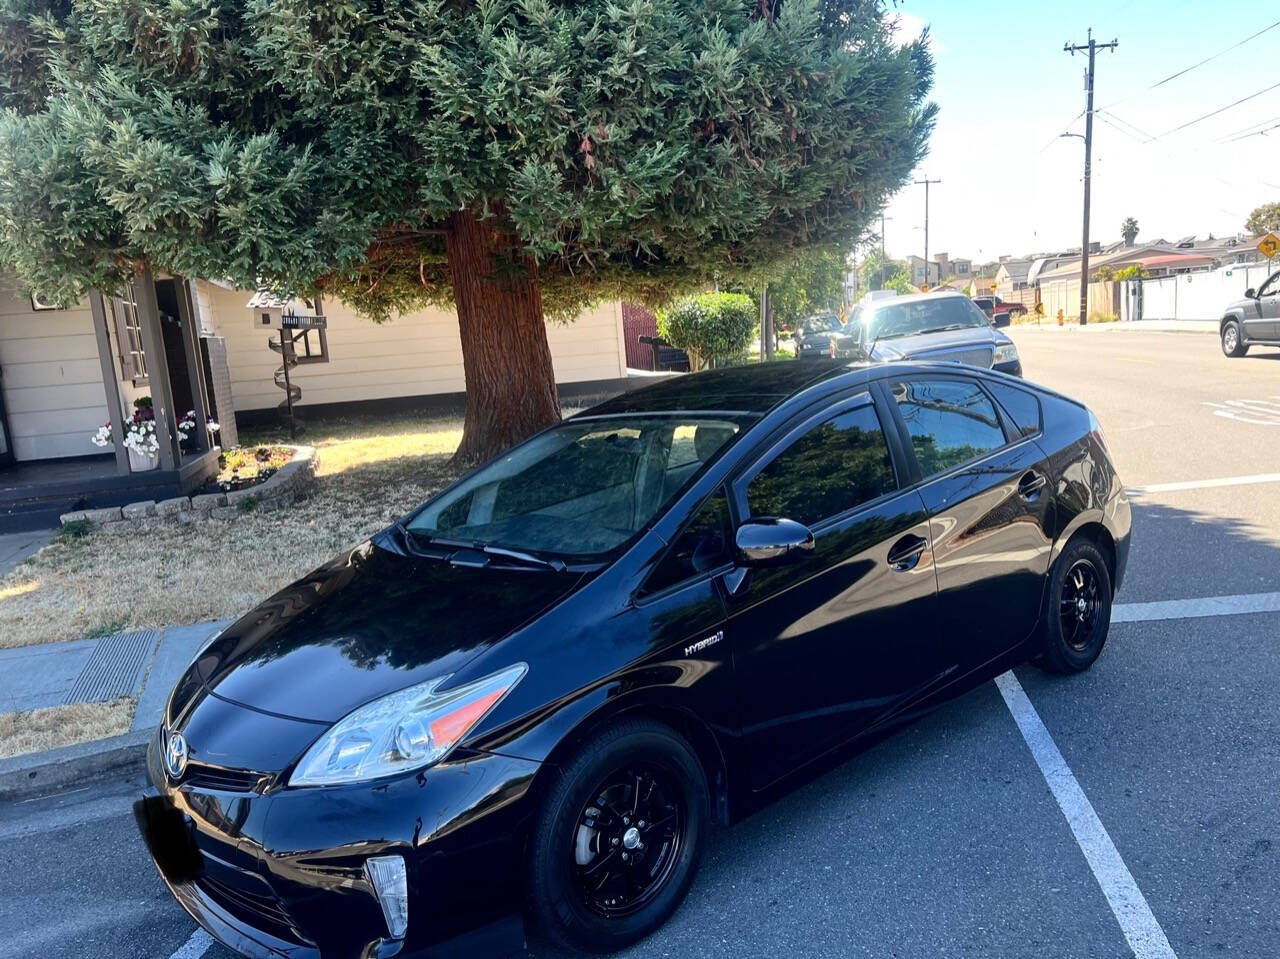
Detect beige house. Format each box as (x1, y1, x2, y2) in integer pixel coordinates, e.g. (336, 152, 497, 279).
(0, 272, 629, 530)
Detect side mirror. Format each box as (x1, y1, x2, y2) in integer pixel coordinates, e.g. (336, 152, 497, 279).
(1245, 288, 1257, 299)
(735, 518, 815, 567)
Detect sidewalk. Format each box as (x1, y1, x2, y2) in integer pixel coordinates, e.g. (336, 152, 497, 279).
(0, 529, 54, 579)
(0, 618, 228, 798)
(1009, 319, 1217, 334)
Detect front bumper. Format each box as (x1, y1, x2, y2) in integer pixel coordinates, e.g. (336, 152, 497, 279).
(137, 732, 540, 958)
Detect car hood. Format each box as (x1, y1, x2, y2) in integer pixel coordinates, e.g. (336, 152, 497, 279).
(869, 326, 1008, 365)
(183, 536, 588, 724)
(796, 330, 849, 348)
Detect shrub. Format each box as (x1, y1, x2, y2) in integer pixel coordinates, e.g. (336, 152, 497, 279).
(56, 519, 93, 541)
(658, 293, 759, 371)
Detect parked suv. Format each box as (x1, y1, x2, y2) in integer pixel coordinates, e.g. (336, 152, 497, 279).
(1220, 269, 1280, 357)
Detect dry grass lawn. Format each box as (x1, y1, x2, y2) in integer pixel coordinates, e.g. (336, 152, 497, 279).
(0, 411, 468, 648)
(0, 698, 135, 759)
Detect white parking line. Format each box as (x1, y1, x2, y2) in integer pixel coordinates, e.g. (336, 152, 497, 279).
(168, 930, 212, 959)
(1127, 472, 1280, 495)
(1113, 591, 1280, 623)
(995, 672, 1178, 959)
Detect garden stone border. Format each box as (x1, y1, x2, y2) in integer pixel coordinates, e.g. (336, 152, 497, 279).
(59, 445, 318, 532)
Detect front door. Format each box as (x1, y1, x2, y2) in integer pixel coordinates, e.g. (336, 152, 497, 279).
(727, 392, 942, 790)
(1247, 271, 1280, 341)
(0, 363, 13, 468)
(883, 375, 1055, 676)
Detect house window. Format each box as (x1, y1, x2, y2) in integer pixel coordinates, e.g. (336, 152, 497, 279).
(110, 293, 148, 385)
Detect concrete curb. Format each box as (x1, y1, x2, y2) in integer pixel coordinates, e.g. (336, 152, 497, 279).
(0, 726, 152, 802)
(1009, 321, 1217, 334)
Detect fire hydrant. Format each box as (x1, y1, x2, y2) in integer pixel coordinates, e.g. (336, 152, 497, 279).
(1057, 309, 1064, 327)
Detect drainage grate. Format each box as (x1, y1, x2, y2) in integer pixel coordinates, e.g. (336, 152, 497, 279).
(65, 628, 159, 704)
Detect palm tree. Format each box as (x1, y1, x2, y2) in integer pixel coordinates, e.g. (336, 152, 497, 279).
(1121, 217, 1139, 246)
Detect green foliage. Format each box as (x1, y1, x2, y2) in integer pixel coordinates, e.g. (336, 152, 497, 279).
(84, 618, 127, 638)
(1121, 216, 1139, 244)
(658, 292, 757, 370)
(859, 249, 911, 294)
(0, 0, 935, 320)
(1246, 202, 1280, 237)
(764, 246, 849, 330)
(56, 518, 93, 541)
(236, 494, 259, 513)
(1113, 264, 1146, 281)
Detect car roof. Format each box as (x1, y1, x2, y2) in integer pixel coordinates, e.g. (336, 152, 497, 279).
(580, 360, 858, 416)
(579, 359, 1025, 419)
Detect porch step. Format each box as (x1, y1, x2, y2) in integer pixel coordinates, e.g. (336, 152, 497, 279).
(0, 499, 81, 535)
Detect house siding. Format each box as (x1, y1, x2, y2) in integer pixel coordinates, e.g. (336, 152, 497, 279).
(0, 278, 107, 461)
(198, 283, 627, 414)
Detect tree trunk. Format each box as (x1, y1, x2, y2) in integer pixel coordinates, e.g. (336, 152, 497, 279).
(445, 209, 561, 464)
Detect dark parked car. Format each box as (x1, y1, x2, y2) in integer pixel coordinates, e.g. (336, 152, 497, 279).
(794, 312, 859, 359)
(1220, 268, 1280, 357)
(137, 360, 1129, 958)
(849, 292, 1023, 375)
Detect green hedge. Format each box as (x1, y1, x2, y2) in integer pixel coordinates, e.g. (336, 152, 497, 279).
(658, 293, 758, 371)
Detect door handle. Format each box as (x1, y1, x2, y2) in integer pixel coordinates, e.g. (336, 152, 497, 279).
(1018, 470, 1047, 498)
(887, 534, 928, 572)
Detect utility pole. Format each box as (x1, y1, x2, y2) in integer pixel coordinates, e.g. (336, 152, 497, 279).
(913, 177, 941, 288)
(1065, 28, 1118, 325)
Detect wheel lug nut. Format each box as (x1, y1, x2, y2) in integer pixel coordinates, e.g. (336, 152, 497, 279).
(621, 852, 629, 862)
(637, 820, 645, 828)
(622, 817, 629, 825)
(611, 837, 619, 846)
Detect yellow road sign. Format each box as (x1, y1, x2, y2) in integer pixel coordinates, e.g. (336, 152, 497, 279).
(1258, 232, 1280, 259)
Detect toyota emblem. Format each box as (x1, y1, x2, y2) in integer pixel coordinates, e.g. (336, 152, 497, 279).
(164, 730, 189, 779)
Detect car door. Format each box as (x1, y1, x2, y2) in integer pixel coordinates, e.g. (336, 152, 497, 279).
(724, 391, 942, 790)
(1248, 271, 1280, 341)
(882, 374, 1055, 676)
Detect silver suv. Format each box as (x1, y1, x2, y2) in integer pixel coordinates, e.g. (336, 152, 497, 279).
(1221, 268, 1280, 357)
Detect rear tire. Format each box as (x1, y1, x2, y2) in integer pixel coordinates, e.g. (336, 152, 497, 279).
(1221, 321, 1248, 357)
(528, 719, 709, 955)
(1037, 538, 1113, 674)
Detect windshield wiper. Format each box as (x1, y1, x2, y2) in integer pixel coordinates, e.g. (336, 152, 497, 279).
(914, 324, 968, 335)
(472, 544, 567, 572)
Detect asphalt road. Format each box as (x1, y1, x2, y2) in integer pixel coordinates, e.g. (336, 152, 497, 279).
(3, 326, 1279, 959)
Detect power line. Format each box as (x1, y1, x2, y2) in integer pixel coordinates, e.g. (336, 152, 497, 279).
(1221, 120, 1280, 144)
(1097, 109, 1154, 142)
(1217, 113, 1280, 143)
(1099, 19, 1280, 111)
(1151, 80, 1280, 141)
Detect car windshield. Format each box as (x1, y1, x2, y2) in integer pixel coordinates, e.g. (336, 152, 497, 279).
(862, 297, 990, 342)
(798, 314, 844, 335)
(407, 414, 752, 560)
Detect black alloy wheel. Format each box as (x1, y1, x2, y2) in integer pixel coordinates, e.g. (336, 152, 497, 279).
(1038, 538, 1113, 674)
(528, 719, 708, 954)
(1059, 559, 1102, 652)
(572, 764, 684, 919)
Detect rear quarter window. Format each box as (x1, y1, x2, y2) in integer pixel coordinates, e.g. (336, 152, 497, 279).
(987, 382, 1042, 437)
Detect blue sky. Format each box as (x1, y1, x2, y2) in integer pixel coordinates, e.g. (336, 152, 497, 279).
(879, 1, 1280, 266)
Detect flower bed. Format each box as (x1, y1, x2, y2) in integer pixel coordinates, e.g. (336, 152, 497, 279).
(59, 445, 318, 532)
(200, 446, 297, 494)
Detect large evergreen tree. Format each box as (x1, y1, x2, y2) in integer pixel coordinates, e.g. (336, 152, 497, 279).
(0, 0, 934, 460)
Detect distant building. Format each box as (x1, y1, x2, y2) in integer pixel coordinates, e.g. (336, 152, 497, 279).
(907, 255, 942, 287)
(995, 258, 1033, 296)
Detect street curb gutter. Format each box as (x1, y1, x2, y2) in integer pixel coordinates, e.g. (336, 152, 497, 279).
(0, 726, 153, 803)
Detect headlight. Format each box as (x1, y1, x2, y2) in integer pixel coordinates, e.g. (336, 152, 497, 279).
(289, 663, 527, 787)
(993, 343, 1019, 365)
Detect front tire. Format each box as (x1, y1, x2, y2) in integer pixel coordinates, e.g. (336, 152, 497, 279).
(528, 719, 709, 954)
(1222, 320, 1248, 357)
(1038, 538, 1113, 674)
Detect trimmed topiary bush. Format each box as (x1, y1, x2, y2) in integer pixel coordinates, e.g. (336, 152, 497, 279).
(658, 293, 759, 371)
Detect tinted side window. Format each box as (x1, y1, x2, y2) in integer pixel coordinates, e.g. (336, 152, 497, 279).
(891, 379, 1007, 477)
(641, 488, 732, 595)
(747, 405, 896, 528)
(987, 382, 1042, 437)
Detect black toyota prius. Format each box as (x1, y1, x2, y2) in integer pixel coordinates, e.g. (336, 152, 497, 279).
(138, 359, 1131, 959)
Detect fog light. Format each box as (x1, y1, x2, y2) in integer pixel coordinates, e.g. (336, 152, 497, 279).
(365, 855, 409, 940)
